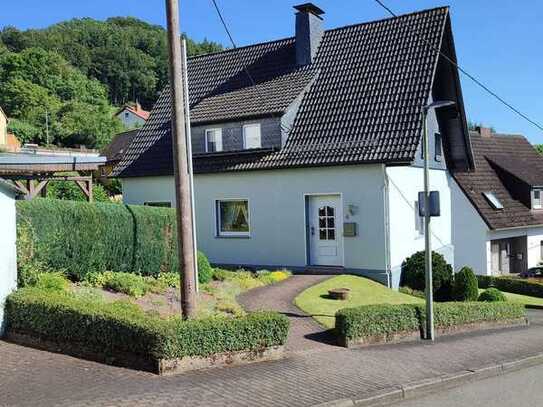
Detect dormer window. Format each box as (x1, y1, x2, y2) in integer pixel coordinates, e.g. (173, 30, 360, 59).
(533, 189, 542, 210)
(243, 123, 261, 149)
(205, 128, 223, 152)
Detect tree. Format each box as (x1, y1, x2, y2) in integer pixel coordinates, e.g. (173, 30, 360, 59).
(534, 145, 543, 156)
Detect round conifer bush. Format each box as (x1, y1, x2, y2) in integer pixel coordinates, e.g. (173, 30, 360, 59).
(453, 266, 479, 301)
(478, 287, 507, 302)
(400, 251, 453, 300)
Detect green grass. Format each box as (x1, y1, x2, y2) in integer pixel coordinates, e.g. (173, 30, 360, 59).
(478, 289, 543, 306)
(294, 275, 423, 328)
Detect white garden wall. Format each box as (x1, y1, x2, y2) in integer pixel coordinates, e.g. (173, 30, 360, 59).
(0, 184, 17, 335)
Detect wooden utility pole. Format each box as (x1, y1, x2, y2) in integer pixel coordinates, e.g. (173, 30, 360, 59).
(165, 0, 197, 319)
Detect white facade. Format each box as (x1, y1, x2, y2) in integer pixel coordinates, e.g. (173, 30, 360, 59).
(122, 162, 458, 288)
(0, 183, 17, 335)
(386, 166, 454, 288)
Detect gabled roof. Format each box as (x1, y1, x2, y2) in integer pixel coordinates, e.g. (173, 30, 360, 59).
(114, 7, 451, 177)
(453, 131, 543, 230)
(102, 129, 139, 163)
(116, 104, 150, 121)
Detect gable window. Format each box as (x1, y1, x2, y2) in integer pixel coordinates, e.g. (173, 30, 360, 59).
(243, 123, 261, 149)
(435, 133, 442, 161)
(205, 128, 223, 152)
(216, 199, 250, 237)
(533, 189, 542, 210)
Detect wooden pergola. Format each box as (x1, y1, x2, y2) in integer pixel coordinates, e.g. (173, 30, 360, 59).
(0, 153, 106, 201)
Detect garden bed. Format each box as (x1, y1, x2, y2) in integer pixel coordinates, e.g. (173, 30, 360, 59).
(335, 302, 527, 348)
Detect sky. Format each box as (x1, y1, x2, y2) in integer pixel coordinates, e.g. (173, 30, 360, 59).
(1, 0, 542, 142)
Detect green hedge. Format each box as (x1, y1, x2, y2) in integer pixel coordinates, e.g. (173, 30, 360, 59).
(16, 198, 205, 281)
(477, 275, 543, 298)
(336, 302, 525, 343)
(6, 288, 289, 360)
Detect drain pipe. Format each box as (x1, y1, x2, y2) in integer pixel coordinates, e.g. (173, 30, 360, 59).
(382, 165, 392, 288)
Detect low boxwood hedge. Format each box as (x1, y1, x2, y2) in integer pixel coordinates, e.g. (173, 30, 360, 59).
(336, 302, 525, 344)
(5, 288, 289, 361)
(477, 275, 543, 298)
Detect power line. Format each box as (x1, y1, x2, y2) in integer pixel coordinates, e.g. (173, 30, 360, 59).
(209, 0, 293, 135)
(373, 0, 543, 133)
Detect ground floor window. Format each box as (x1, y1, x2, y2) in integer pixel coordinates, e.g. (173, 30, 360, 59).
(144, 201, 171, 208)
(216, 199, 250, 237)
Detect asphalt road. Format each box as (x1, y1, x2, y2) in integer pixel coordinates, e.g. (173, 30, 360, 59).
(392, 364, 543, 406)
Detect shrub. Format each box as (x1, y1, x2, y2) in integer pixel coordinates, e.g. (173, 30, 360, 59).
(16, 199, 212, 281)
(213, 268, 231, 281)
(478, 288, 507, 302)
(35, 272, 70, 293)
(257, 270, 292, 285)
(5, 288, 289, 362)
(197, 251, 213, 284)
(336, 302, 525, 344)
(401, 251, 453, 300)
(104, 272, 148, 298)
(398, 286, 425, 299)
(452, 267, 479, 301)
(477, 275, 543, 298)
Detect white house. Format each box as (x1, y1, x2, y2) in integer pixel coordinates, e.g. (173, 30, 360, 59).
(0, 180, 18, 335)
(452, 128, 543, 276)
(113, 4, 474, 288)
(114, 102, 150, 129)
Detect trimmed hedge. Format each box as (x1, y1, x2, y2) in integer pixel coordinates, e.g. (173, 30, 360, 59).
(16, 198, 210, 283)
(479, 288, 507, 302)
(477, 275, 543, 298)
(5, 288, 289, 360)
(336, 302, 525, 342)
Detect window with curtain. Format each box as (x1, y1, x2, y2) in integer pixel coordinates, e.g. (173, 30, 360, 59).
(243, 123, 261, 149)
(217, 200, 250, 236)
(205, 128, 223, 152)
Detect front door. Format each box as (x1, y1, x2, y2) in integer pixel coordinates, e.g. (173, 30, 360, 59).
(308, 195, 343, 266)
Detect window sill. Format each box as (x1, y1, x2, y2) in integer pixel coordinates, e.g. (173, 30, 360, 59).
(215, 234, 251, 239)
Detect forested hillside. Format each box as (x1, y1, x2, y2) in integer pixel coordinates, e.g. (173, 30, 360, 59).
(0, 17, 222, 148)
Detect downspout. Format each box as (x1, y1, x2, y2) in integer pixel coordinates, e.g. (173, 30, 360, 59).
(382, 164, 392, 288)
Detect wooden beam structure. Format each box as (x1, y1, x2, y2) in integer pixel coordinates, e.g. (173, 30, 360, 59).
(7, 174, 94, 201)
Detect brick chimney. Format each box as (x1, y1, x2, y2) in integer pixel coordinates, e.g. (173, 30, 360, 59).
(478, 126, 492, 138)
(294, 3, 324, 66)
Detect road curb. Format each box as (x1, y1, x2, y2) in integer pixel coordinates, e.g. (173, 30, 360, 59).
(314, 352, 543, 407)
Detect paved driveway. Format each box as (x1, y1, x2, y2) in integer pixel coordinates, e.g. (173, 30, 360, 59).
(238, 274, 334, 352)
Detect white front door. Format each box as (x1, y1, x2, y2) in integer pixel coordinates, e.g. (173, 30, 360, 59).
(308, 195, 343, 266)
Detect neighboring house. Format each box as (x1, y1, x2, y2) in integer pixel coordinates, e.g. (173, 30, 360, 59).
(100, 129, 138, 177)
(113, 4, 473, 288)
(452, 128, 543, 276)
(114, 102, 150, 128)
(0, 107, 21, 152)
(0, 179, 19, 335)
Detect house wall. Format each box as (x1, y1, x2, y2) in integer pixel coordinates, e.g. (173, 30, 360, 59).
(450, 177, 489, 275)
(0, 186, 17, 336)
(117, 110, 145, 129)
(122, 165, 390, 284)
(0, 109, 7, 146)
(386, 166, 454, 288)
(191, 118, 282, 153)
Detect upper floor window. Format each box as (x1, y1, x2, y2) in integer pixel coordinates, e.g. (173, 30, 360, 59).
(435, 133, 442, 161)
(243, 123, 261, 149)
(533, 189, 542, 210)
(205, 128, 223, 152)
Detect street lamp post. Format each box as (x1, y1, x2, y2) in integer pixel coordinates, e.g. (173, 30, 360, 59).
(422, 100, 455, 341)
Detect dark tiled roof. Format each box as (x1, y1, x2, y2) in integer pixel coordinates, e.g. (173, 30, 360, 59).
(101, 129, 139, 163)
(453, 132, 543, 229)
(114, 7, 449, 177)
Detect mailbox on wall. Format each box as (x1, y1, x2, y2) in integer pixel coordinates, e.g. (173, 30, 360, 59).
(343, 222, 357, 237)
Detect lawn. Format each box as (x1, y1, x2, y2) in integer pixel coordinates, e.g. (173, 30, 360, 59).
(478, 289, 543, 307)
(294, 275, 423, 328)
